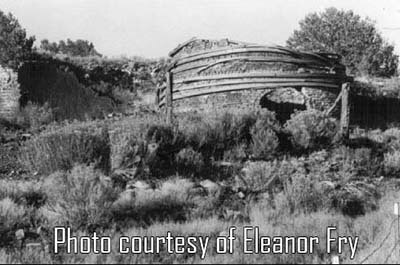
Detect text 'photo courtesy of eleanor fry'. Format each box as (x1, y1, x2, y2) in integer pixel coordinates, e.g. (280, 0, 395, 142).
(0, 0, 400, 264)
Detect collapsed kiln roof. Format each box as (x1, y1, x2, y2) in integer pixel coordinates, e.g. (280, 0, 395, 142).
(169, 37, 343, 64)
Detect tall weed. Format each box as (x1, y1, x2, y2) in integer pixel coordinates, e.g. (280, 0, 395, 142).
(19, 122, 111, 175)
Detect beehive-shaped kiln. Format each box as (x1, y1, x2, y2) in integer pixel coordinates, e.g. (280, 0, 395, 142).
(158, 38, 352, 118)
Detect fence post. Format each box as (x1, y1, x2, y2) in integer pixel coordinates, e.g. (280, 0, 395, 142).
(339, 82, 350, 140)
(165, 71, 173, 124)
(394, 203, 400, 264)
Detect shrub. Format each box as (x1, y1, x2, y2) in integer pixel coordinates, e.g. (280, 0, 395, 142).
(111, 183, 190, 226)
(383, 127, 400, 151)
(329, 182, 380, 216)
(145, 125, 185, 178)
(112, 86, 138, 106)
(223, 143, 248, 162)
(175, 147, 204, 177)
(108, 114, 162, 169)
(278, 173, 326, 214)
(231, 111, 258, 145)
(181, 113, 238, 161)
(250, 121, 279, 160)
(41, 164, 119, 230)
(116, 138, 146, 168)
(383, 150, 400, 176)
(254, 109, 281, 131)
(284, 109, 338, 150)
(15, 101, 54, 131)
(0, 197, 33, 248)
(180, 111, 267, 162)
(249, 110, 281, 160)
(125, 191, 184, 224)
(352, 147, 384, 177)
(0, 197, 27, 229)
(239, 156, 310, 195)
(18, 122, 111, 175)
(239, 161, 280, 193)
(0, 180, 46, 208)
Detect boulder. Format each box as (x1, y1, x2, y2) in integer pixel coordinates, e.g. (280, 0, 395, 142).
(199, 179, 221, 196)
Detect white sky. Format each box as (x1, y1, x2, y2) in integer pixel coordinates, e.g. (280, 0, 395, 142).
(1, 0, 399, 58)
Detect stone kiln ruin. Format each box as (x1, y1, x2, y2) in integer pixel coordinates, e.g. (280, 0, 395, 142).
(0, 66, 20, 120)
(158, 38, 353, 122)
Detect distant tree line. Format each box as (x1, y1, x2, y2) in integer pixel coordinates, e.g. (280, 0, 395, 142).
(39, 39, 102, 57)
(0, 10, 102, 71)
(0, 7, 398, 77)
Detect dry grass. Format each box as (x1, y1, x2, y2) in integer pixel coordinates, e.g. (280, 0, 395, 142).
(3, 104, 400, 263)
(1, 188, 398, 263)
(40, 164, 119, 230)
(18, 121, 111, 175)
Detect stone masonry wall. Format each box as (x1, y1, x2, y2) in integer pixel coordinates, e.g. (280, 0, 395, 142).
(0, 67, 20, 120)
(174, 89, 267, 114)
(173, 87, 340, 116)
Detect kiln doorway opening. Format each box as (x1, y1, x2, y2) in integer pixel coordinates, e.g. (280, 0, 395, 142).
(259, 94, 306, 123)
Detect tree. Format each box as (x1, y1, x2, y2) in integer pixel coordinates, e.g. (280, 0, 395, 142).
(287, 7, 399, 77)
(40, 38, 102, 57)
(40, 39, 59, 54)
(0, 10, 35, 69)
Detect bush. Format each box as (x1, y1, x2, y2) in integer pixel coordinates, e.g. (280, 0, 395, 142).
(145, 125, 185, 178)
(108, 114, 163, 169)
(383, 127, 400, 151)
(175, 147, 204, 177)
(250, 121, 279, 160)
(41, 165, 119, 230)
(180, 111, 264, 162)
(112, 191, 188, 227)
(0, 197, 27, 229)
(284, 109, 338, 150)
(111, 178, 192, 226)
(15, 101, 54, 131)
(0, 180, 46, 208)
(329, 182, 380, 216)
(249, 110, 281, 160)
(116, 138, 149, 173)
(253, 109, 281, 131)
(223, 143, 248, 162)
(239, 161, 280, 193)
(18, 122, 111, 175)
(111, 86, 139, 112)
(239, 158, 308, 194)
(181, 113, 239, 161)
(278, 173, 326, 214)
(231, 111, 258, 145)
(383, 150, 400, 176)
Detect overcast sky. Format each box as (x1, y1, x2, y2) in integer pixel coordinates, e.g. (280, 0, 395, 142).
(1, 0, 399, 58)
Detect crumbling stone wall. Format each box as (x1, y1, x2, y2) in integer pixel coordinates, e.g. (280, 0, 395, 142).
(0, 66, 20, 120)
(301, 87, 339, 111)
(173, 86, 340, 118)
(18, 60, 115, 121)
(174, 90, 265, 114)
